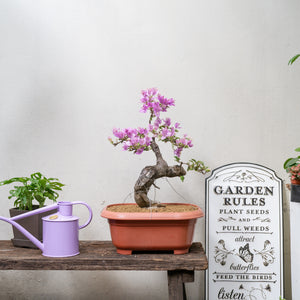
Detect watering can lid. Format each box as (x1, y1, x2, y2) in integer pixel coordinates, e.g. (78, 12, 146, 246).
(42, 213, 79, 222)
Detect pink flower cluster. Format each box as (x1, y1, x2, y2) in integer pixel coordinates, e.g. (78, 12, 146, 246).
(109, 88, 193, 158)
(174, 135, 193, 158)
(289, 164, 300, 180)
(111, 127, 152, 155)
(140, 88, 175, 117)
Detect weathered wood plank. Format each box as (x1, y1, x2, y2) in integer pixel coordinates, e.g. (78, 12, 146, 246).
(167, 270, 195, 300)
(0, 241, 208, 271)
(168, 270, 194, 300)
(181, 270, 194, 283)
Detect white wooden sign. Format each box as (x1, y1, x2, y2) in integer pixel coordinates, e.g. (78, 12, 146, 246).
(205, 163, 284, 299)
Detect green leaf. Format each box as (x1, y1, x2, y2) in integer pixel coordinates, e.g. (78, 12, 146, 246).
(44, 192, 55, 200)
(0, 177, 29, 186)
(51, 187, 62, 191)
(49, 182, 65, 188)
(180, 176, 185, 182)
(283, 158, 293, 169)
(34, 193, 44, 202)
(31, 172, 42, 179)
(288, 54, 300, 65)
(295, 147, 300, 152)
(48, 178, 59, 181)
(284, 157, 300, 169)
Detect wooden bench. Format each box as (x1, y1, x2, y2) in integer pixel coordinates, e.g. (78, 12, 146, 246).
(0, 240, 208, 300)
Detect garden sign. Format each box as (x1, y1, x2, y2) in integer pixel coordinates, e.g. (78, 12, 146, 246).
(205, 163, 284, 299)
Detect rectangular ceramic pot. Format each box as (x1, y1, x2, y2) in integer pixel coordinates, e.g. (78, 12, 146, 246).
(291, 184, 300, 203)
(101, 203, 204, 255)
(9, 206, 57, 248)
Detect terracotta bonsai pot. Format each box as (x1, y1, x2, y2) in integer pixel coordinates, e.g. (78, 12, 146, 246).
(291, 179, 300, 185)
(101, 203, 204, 255)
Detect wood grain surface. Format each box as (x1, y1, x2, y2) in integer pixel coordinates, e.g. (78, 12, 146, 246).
(0, 241, 208, 271)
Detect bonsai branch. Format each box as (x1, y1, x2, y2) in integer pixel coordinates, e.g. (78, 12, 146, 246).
(134, 138, 186, 208)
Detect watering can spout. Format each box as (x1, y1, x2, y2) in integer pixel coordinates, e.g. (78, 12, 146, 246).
(0, 204, 59, 251)
(0, 216, 44, 251)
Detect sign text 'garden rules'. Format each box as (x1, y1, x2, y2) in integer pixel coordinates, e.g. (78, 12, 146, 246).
(205, 163, 283, 299)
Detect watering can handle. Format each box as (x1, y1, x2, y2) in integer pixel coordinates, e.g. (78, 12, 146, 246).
(72, 202, 93, 229)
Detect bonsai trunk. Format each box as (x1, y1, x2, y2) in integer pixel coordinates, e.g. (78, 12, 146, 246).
(134, 138, 186, 208)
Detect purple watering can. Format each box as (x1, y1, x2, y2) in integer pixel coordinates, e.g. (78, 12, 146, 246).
(0, 201, 93, 257)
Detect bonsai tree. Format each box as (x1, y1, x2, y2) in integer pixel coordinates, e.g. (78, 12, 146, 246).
(0, 172, 64, 210)
(109, 88, 209, 208)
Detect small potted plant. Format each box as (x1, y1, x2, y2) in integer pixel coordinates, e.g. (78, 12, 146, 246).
(284, 147, 300, 185)
(0, 172, 64, 248)
(102, 88, 209, 254)
(284, 148, 300, 202)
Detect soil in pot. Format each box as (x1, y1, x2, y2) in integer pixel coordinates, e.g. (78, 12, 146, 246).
(106, 203, 197, 213)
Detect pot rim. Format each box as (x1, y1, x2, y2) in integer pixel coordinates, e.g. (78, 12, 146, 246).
(101, 203, 204, 220)
(291, 179, 300, 185)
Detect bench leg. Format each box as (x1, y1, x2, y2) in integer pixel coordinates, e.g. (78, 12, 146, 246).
(167, 270, 194, 300)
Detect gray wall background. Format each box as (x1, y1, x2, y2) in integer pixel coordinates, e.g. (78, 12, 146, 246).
(0, 1, 299, 299)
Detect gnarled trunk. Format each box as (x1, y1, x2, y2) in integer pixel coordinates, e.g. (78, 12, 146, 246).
(134, 138, 186, 208)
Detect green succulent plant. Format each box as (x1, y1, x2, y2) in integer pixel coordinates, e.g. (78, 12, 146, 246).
(0, 172, 64, 210)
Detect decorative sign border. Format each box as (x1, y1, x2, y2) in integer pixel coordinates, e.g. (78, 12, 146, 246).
(205, 163, 284, 299)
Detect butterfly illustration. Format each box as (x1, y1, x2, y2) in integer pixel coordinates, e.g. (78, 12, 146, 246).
(238, 243, 254, 263)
